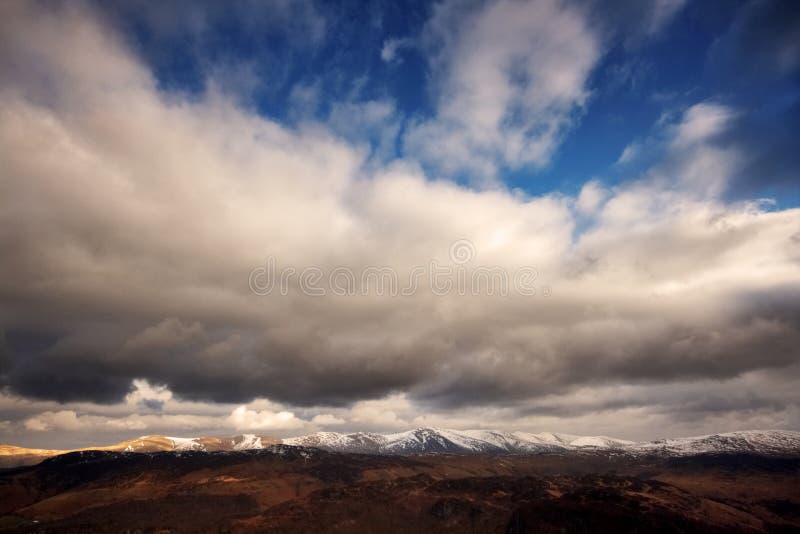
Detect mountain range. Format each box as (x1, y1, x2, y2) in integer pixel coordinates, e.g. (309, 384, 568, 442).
(283, 428, 800, 456)
(2, 428, 799, 468)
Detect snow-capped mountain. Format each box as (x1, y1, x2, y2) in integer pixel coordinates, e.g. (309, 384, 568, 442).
(626, 430, 800, 456)
(131, 434, 277, 452)
(282, 431, 386, 453)
(282, 428, 634, 455)
(278, 428, 800, 456)
(3, 429, 799, 469)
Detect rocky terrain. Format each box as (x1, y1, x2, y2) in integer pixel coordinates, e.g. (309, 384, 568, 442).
(1, 429, 798, 531)
(0, 446, 798, 532)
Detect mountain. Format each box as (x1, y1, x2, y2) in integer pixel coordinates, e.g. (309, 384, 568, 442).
(626, 429, 800, 456)
(282, 431, 387, 453)
(0, 434, 278, 468)
(291, 428, 635, 455)
(284, 428, 800, 456)
(2, 429, 799, 468)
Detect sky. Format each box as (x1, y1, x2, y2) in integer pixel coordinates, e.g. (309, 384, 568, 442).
(0, 0, 798, 448)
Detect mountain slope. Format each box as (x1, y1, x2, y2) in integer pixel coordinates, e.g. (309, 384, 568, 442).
(2, 447, 799, 533)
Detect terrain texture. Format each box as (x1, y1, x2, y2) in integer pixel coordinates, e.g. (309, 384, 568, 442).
(0, 441, 799, 533)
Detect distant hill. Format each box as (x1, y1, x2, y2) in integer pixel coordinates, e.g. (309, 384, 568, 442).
(0, 434, 278, 468)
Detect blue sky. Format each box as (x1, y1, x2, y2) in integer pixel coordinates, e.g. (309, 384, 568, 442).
(96, 0, 798, 203)
(1, 0, 799, 447)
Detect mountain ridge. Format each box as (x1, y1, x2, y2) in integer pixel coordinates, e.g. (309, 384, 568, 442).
(283, 427, 800, 456)
(2, 428, 799, 468)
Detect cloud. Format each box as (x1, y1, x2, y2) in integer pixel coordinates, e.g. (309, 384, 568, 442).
(311, 413, 346, 426)
(582, 0, 687, 44)
(698, 0, 800, 201)
(637, 99, 800, 202)
(25, 410, 85, 432)
(346, 394, 412, 429)
(709, 0, 800, 79)
(228, 405, 305, 431)
(125, 379, 173, 413)
(663, 102, 741, 197)
(616, 143, 639, 165)
(576, 180, 608, 215)
(326, 99, 402, 164)
(404, 0, 601, 180)
(18, 386, 311, 436)
(670, 103, 736, 150)
(0, 1, 798, 445)
(93, 0, 328, 95)
(616, 102, 746, 198)
(21, 409, 225, 434)
(380, 37, 413, 63)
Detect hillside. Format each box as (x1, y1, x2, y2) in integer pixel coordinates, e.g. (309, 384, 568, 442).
(0, 447, 798, 532)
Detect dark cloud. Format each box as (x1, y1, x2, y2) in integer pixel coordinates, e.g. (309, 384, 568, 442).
(413, 306, 800, 408)
(709, 0, 800, 81)
(718, 101, 800, 201)
(3, 284, 799, 410)
(704, 0, 800, 200)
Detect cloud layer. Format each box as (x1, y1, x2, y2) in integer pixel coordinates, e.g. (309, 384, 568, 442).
(0, 0, 798, 446)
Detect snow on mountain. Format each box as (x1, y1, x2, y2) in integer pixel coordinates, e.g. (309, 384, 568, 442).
(283, 431, 386, 453)
(627, 430, 800, 456)
(569, 436, 635, 448)
(232, 434, 263, 450)
(277, 428, 800, 456)
(278, 428, 638, 455)
(103, 429, 800, 456)
(166, 437, 206, 451)
(384, 428, 482, 454)
(124, 434, 277, 452)
(2, 429, 798, 469)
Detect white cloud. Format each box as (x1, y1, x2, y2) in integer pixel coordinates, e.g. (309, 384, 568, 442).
(346, 395, 412, 429)
(124, 379, 174, 412)
(311, 413, 346, 426)
(645, 0, 687, 35)
(617, 142, 639, 164)
(380, 37, 413, 62)
(228, 405, 305, 431)
(25, 411, 85, 432)
(655, 102, 742, 197)
(22, 402, 308, 435)
(576, 180, 608, 215)
(405, 0, 601, 180)
(671, 102, 736, 149)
